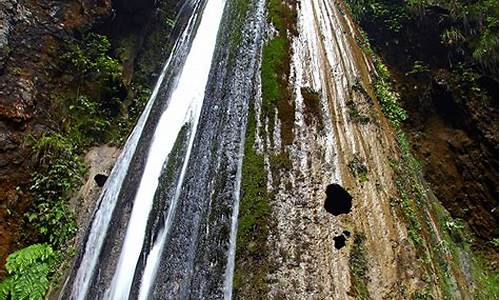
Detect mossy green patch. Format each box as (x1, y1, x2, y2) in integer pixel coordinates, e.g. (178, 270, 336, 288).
(261, 35, 294, 145)
(261, 37, 288, 112)
(235, 0, 299, 297)
(234, 103, 272, 299)
(260, 0, 298, 146)
(349, 233, 370, 299)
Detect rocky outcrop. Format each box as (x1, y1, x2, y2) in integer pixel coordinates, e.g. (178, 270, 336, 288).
(236, 0, 492, 298)
(0, 0, 113, 274)
(356, 6, 499, 245)
(0, 0, 182, 275)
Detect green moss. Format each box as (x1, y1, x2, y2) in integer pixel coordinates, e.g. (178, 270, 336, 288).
(472, 260, 499, 300)
(234, 103, 272, 298)
(267, 0, 297, 35)
(261, 35, 294, 145)
(163, 124, 190, 184)
(349, 233, 370, 299)
(260, 0, 297, 146)
(228, 0, 251, 50)
(261, 37, 288, 112)
(269, 152, 292, 172)
(411, 291, 435, 300)
(235, 1, 299, 297)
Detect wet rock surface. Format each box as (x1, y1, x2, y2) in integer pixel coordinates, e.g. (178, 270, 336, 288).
(248, 0, 479, 298)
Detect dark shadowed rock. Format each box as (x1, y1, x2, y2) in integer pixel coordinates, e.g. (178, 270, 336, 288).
(324, 184, 353, 216)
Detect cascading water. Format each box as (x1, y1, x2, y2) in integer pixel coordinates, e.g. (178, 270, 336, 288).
(63, 0, 266, 298)
(59, 0, 479, 298)
(67, 17, 190, 300)
(108, 0, 227, 298)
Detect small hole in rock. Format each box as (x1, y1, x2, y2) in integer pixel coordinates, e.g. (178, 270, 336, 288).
(94, 174, 108, 187)
(333, 235, 346, 249)
(324, 184, 352, 216)
(343, 230, 351, 237)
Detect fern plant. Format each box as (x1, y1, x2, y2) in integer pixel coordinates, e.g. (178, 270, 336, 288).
(0, 244, 55, 300)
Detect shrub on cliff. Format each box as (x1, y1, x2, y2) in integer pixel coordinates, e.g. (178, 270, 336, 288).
(346, 0, 499, 72)
(25, 133, 84, 250)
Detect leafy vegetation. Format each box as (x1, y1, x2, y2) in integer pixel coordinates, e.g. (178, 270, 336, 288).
(3, 1, 179, 297)
(405, 60, 430, 76)
(0, 244, 55, 300)
(372, 59, 408, 128)
(19, 34, 125, 253)
(65, 33, 122, 81)
(351, 22, 498, 297)
(4, 32, 148, 299)
(346, 0, 498, 71)
(26, 133, 84, 250)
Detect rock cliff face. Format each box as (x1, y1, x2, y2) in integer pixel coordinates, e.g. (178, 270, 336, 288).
(0, 0, 180, 275)
(354, 3, 499, 246)
(235, 0, 495, 298)
(0, 0, 110, 274)
(0, 0, 496, 298)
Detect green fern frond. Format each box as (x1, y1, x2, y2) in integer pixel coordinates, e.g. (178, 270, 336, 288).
(11, 264, 50, 300)
(1, 244, 55, 300)
(5, 244, 54, 275)
(0, 277, 14, 300)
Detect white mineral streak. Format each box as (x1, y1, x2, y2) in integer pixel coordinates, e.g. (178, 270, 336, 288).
(273, 108, 282, 153)
(254, 55, 265, 154)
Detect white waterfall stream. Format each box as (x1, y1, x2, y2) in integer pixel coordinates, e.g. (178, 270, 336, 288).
(68, 14, 194, 300)
(107, 0, 227, 299)
(67, 0, 229, 298)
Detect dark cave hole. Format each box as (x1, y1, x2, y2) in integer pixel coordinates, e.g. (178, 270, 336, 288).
(324, 184, 353, 216)
(94, 174, 108, 187)
(333, 235, 346, 249)
(343, 230, 351, 237)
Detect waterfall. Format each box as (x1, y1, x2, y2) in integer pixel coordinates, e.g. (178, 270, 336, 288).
(66, 0, 228, 299)
(222, 109, 246, 300)
(64, 0, 270, 297)
(68, 19, 188, 300)
(107, 0, 227, 298)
